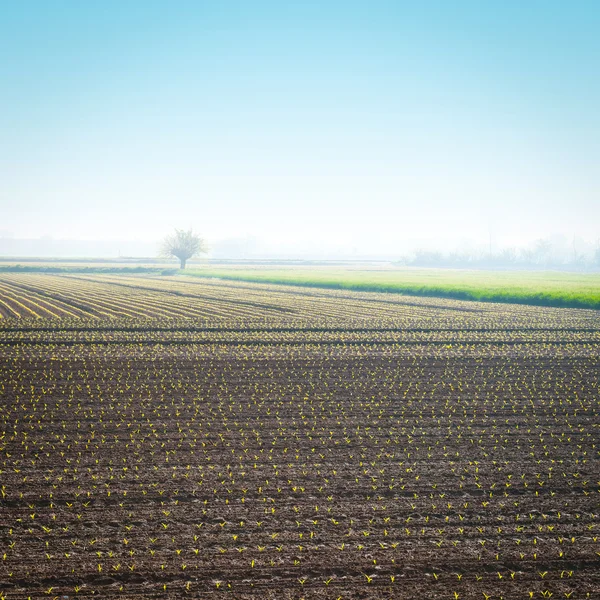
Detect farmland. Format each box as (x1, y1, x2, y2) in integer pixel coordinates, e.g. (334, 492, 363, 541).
(0, 273, 599, 599)
(185, 266, 600, 310)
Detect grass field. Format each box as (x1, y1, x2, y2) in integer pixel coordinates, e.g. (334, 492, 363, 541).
(186, 266, 600, 310)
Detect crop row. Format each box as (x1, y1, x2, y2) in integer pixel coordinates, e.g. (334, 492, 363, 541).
(1, 339, 598, 598)
(0, 275, 598, 598)
(1, 330, 600, 347)
(0, 274, 599, 327)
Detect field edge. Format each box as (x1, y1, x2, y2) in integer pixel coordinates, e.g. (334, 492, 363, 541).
(184, 270, 600, 310)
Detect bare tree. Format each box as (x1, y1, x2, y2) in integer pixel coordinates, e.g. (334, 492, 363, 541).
(161, 229, 208, 269)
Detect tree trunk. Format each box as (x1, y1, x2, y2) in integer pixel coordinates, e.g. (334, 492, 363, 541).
(180, 258, 186, 269)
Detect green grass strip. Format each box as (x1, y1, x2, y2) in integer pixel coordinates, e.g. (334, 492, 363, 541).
(185, 268, 600, 310)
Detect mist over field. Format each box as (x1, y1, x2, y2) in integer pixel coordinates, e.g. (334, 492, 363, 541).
(0, 234, 599, 270)
(1, 1, 599, 263)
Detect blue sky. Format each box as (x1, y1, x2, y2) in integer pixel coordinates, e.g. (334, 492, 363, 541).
(1, 1, 599, 255)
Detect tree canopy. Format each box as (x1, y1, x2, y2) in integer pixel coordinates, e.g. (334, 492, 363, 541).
(161, 229, 207, 269)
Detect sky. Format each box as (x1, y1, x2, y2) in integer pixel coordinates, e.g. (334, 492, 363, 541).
(1, 0, 599, 257)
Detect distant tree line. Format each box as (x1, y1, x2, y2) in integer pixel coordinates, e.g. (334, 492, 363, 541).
(395, 238, 600, 270)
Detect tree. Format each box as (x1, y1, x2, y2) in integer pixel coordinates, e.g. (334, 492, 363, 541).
(161, 229, 208, 269)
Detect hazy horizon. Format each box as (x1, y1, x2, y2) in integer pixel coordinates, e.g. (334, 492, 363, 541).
(2, 1, 599, 256)
(0, 232, 597, 263)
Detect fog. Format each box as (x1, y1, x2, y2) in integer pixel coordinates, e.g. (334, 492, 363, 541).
(2, 2, 599, 262)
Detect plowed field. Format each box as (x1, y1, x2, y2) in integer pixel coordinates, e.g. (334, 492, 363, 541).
(0, 274, 598, 599)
